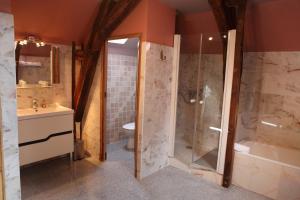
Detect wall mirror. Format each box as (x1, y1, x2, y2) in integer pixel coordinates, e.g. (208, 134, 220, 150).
(15, 37, 60, 88)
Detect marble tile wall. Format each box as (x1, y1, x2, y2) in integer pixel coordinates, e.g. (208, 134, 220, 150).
(0, 12, 21, 200)
(16, 45, 72, 109)
(140, 42, 174, 178)
(237, 52, 300, 150)
(234, 51, 300, 199)
(106, 54, 137, 143)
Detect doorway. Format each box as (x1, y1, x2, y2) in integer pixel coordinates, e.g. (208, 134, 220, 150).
(101, 35, 141, 176)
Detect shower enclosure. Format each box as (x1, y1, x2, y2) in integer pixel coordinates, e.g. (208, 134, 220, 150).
(173, 30, 236, 174)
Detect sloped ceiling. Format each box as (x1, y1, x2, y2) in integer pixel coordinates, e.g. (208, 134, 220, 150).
(11, 0, 101, 44)
(2, 0, 278, 44)
(160, 0, 210, 13)
(160, 0, 276, 13)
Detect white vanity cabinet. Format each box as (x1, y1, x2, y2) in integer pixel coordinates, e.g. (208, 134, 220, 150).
(18, 106, 74, 166)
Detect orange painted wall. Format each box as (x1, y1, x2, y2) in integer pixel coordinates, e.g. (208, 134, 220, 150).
(2, 0, 300, 50)
(10, 0, 100, 44)
(176, 11, 221, 54)
(112, 0, 148, 41)
(112, 0, 176, 47)
(245, 0, 300, 52)
(177, 0, 300, 53)
(4, 0, 175, 46)
(0, 0, 11, 13)
(177, 12, 219, 35)
(146, 0, 176, 46)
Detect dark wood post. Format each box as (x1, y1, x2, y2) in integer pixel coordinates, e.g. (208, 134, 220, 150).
(209, 0, 247, 187)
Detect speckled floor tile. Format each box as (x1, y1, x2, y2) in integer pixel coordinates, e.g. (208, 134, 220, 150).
(21, 157, 270, 200)
(141, 166, 271, 200)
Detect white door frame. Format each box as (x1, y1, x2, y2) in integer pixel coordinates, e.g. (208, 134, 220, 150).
(216, 29, 236, 174)
(169, 34, 181, 157)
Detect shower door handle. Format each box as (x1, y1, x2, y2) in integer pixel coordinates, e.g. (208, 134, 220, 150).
(189, 99, 204, 104)
(209, 126, 222, 133)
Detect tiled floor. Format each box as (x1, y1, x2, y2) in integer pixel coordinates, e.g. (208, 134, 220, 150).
(20, 153, 270, 200)
(175, 133, 218, 170)
(106, 139, 134, 173)
(174, 133, 193, 166)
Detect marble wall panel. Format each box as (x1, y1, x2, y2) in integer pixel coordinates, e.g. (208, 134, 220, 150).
(140, 42, 174, 178)
(236, 52, 263, 141)
(237, 51, 300, 150)
(0, 12, 21, 200)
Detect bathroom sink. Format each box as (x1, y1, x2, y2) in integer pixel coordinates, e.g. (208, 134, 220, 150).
(18, 104, 74, 166)
(17, 105, 73, 120)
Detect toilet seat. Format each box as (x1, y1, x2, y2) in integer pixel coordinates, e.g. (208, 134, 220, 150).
(122, 122, 135, 150)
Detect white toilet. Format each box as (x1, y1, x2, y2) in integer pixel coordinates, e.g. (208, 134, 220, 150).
(122, 122, 135, 150)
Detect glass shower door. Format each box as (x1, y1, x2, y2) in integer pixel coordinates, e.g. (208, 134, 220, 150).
(174, 34, 203, 166)
(192, 31, 232, 172)
(174, 30, 235, 173)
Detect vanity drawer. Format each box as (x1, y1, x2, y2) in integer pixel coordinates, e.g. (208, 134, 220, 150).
(18, 114, 73, 143)
(19, 133, 73, 166)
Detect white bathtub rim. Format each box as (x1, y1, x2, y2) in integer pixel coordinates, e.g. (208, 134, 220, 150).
(235, 151, 300, 171)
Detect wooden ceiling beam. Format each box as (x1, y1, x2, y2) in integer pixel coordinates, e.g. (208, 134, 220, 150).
(223, 1, 247, 187)
(86, 0, 115, 52)
(209, 0, 229, 33)
(74, 0, 141, 122)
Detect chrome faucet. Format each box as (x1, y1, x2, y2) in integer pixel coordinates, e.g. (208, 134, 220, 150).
(32, 99, 38, 111)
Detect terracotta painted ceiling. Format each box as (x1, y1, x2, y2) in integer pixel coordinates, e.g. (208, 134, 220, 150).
(161, 0, 276, 13)
(10, 0, 101, 44)
(160, 0, 211, 13)
(1, 0, 279, 45)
